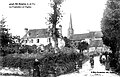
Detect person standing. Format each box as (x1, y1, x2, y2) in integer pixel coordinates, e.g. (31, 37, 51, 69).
(75, 61, 79, 73)
(78, 53, 83, 69)
(90, 55, 94, 68)
(105, 53, 110, 70)
(33, 59, 40, 77)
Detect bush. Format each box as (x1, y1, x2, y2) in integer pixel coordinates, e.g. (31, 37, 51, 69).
(19, 45, 37, 54)
(2, 55, 35, 70)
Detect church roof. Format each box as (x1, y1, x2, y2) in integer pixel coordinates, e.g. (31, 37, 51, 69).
(70, 33, 90, 40)
(70, 31, 103, 40)
(22, 28, 49, 39)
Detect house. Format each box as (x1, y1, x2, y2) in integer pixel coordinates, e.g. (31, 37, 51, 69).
(21, 28, 49, 46)
(67, 14, 103, 52)
(21, 27, 65, 48)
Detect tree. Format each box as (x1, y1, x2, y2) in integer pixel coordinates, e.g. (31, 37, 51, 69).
(77, 41, 89, 53)
(63, 37, 71, 48)
(101, 0, 120, 70)
(0, 17, 21, 55)
(0, 17, 12, 47)
(47, 0, 64, 53)
(101, 0, 120, 56)
(0, 17, 13, 55)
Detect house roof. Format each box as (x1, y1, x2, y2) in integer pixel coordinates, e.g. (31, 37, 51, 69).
(93, 31, 103, 38)
(70, 31, 103, 40)
(22, 28, 49, 39)
(90, 40, 103, 47)
(70, 33, 90, 40)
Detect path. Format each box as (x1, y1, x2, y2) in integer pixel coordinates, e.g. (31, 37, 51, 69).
(59, 56, 119, 77)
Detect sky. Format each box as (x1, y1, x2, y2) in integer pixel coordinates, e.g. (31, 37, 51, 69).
(0, 0, 107, 37)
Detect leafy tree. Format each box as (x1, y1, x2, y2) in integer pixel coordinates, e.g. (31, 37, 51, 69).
(77, 41, 89, 53)
(63, 37, 71, 48)
(101, 0, 120, 70)
(0, 17, 14, 55)
(47, 0, 64, 52)
(101, 0, 120, 56)
(0, 17, 21, 55)
(0, 17, 12, 47)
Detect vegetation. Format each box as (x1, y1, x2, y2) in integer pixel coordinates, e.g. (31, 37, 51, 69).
(101, 0, 120, 71)
(0, 17, 20, 56)
(63, 37, 89, 51)
(63, 37, 71, 48)
(1, 50, 88, 76)
(46, 0, 64, 52)
(77, 41, 89, 52)
(0, 18, 12, 47)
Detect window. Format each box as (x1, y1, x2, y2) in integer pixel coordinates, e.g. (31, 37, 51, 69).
(29, 33, 31, 36)
(31, 39, 33, 43)
(29, 39, 33, 43)
(37, 39, 39, 43)
(36, 34, 39, 37)
(26, 40, 27, 43)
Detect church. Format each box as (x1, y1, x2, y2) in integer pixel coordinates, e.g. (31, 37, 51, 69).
(67, 14, 104, 52)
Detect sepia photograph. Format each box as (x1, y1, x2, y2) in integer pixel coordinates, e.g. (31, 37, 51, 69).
(0, 0, 120, 77)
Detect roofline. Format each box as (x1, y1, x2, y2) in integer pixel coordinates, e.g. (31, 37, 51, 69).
(29, 28, 48, 30)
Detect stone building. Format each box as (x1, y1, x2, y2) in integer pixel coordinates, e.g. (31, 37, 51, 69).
(67, 14, 103, 52)
(21, 27, 65, 48)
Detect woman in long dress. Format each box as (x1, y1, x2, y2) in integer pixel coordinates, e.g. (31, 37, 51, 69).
(33, 59, 40, 77)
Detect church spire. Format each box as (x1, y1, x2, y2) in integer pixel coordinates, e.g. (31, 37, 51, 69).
(69, 13, 73, 29)
(68, 13, 74, 38)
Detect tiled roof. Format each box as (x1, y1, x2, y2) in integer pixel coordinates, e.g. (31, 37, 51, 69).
(70, 33, 90, 40)
(70, 31, 103, 40)
(90, 40, 103, 47)
(93, 31, 103, 38)
(22, 28, 49, 39)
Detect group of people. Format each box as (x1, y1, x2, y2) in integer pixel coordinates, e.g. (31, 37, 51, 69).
(89, 52, 111, 70)
(99, 52, 111, 70)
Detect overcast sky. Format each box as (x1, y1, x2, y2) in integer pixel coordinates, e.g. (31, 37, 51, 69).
(0, 0, 107, 37)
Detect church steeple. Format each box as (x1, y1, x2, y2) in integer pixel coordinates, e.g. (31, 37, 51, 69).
(68, 14, 74, 38)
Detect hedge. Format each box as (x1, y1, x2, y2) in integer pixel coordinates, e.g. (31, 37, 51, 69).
(2, 52, 83, 68)
(1, 47, 88, 76)
(2, 55, 34, 69)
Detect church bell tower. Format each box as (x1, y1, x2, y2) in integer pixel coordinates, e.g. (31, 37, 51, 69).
(67, 14, 74, 38)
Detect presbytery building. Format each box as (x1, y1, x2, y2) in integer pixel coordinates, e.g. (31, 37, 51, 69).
(21, 27, 65, 48)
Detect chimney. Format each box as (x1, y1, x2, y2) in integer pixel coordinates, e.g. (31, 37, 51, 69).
(24, 28, 28, 34)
